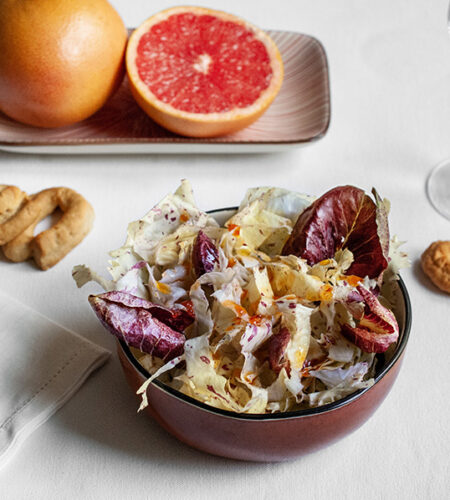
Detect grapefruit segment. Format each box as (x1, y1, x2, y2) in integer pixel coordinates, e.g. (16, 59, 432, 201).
(126, 6, 284, 137)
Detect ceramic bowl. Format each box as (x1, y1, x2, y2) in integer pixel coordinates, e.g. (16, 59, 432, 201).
(116, 208, 412, 462)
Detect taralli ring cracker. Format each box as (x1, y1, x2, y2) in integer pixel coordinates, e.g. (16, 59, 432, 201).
(2, 223, 35, 263)
(421, 240, 450, 294)
(0, 186, 94, 270)
(0, 185, 28, 224)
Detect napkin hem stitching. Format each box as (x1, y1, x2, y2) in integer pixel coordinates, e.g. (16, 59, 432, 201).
(0, 345, 86, 431)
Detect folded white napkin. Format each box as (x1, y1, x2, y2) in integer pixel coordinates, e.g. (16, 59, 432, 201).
(0, 290, 110, 469)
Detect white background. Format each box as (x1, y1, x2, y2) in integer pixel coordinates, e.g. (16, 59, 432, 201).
(1, 0, 450, 498)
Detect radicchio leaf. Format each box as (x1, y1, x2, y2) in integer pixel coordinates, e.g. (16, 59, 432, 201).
(282, 185, 389, 280)
(340, 285, 399, 353)
(92, 291, 194, 332)
(193, 230, 219, 277)
(175, 299, 196, 331)
(88, 291, 187, 360)
(267, 326, 291, 373)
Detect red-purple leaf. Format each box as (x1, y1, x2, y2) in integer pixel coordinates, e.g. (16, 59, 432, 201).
(341, 324, 394, 354)
(282, 185, 389, 279)
(92, 290, 194, 332)
(193, 230, 219, 277)
(171, 300, 196, 332)
(267, 326, 291, 373)
(88, 291, 186, 360)
(340, 285, 399, 353)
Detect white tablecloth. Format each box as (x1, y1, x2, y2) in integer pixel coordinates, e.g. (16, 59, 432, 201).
(1, 0, 449, 498)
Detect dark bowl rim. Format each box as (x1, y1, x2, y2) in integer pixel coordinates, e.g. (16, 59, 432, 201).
(119, 206, 412, 421)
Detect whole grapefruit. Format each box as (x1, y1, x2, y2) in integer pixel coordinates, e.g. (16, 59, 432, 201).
(0, 0, 127, 128)
(126, 6, 284, 137)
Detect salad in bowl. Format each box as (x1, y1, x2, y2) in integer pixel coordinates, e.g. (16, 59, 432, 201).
(73, 180, 408, 415)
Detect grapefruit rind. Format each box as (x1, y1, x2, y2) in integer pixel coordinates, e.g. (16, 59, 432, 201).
(126, 6, 284, 137)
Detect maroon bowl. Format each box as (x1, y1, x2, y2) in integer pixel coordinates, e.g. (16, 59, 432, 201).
(115, 208, 412, 462)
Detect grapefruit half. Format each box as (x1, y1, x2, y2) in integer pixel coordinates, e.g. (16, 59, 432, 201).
(126, 6, 284, 137)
